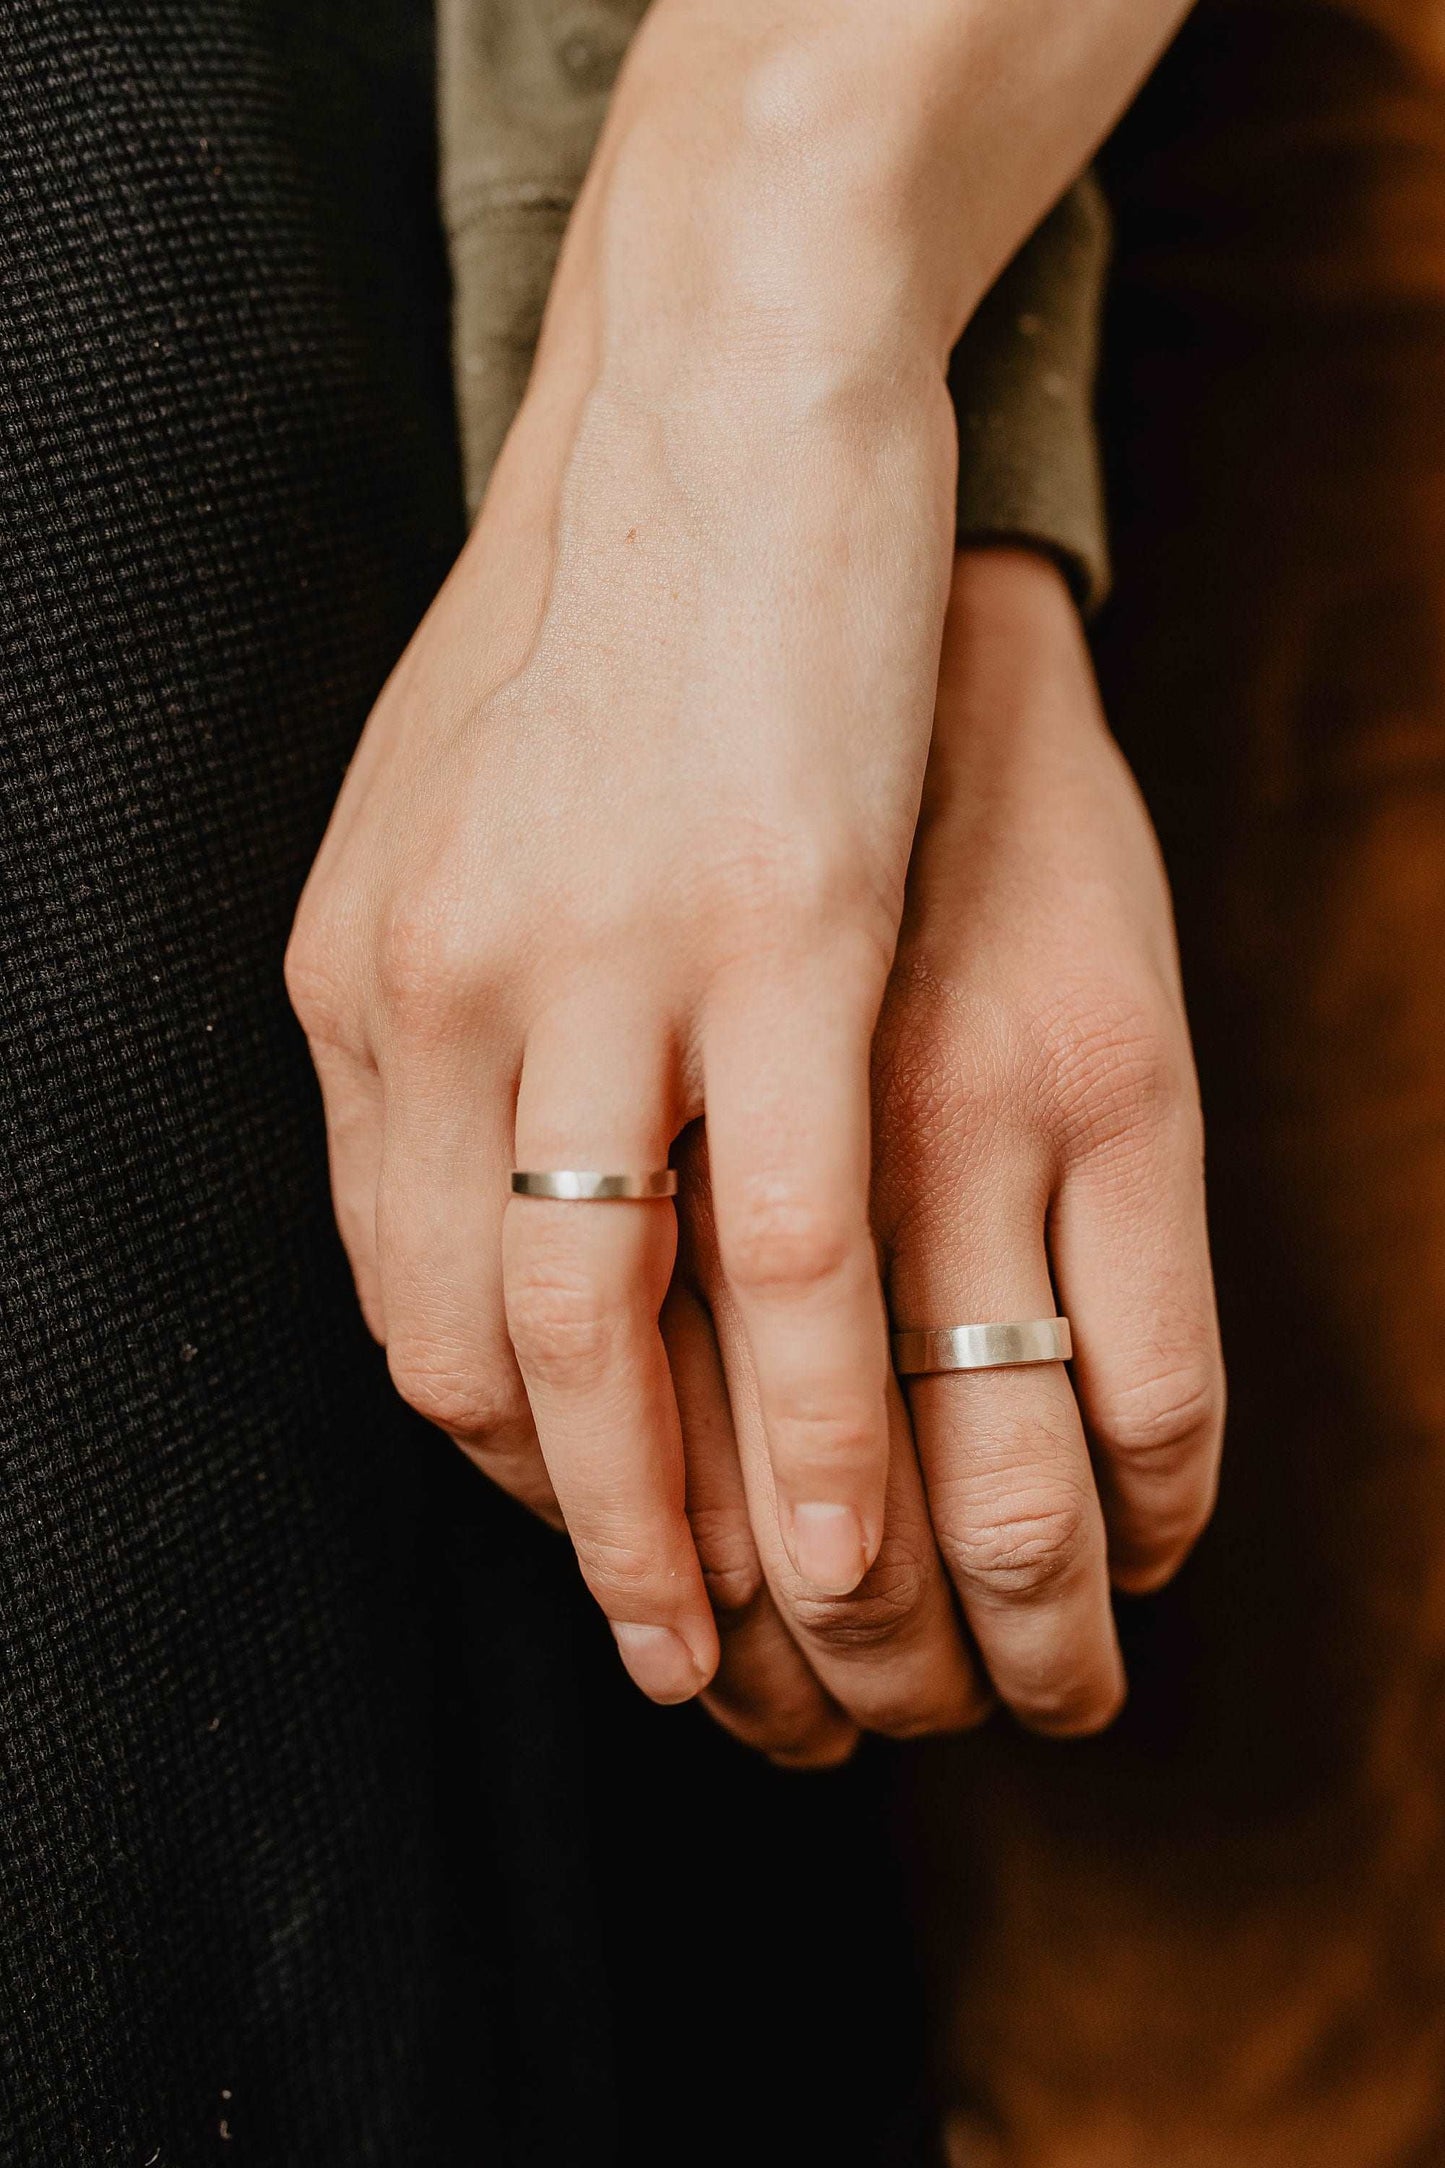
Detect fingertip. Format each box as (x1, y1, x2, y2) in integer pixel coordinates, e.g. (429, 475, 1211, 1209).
(611, 1620, 718, 1705)
(1018, 1659, 1128, 1740)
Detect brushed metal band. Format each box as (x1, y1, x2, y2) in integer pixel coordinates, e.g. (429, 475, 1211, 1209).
(891, 1317, 1072, 1377)
(510, 1169, 678, 1201)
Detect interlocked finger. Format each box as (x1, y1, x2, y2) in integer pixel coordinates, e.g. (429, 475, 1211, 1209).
(1050, 1083, 1224, 1593)
(663, 1277, 858, 1768)
(681, 1145, 988, 1741)
(886, 1153, 1124, 1737)
(702, 957, 895, 1598)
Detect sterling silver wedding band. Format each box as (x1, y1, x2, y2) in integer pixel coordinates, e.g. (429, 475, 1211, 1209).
(891, 1317, 1072, 1377)
(510, 1169, 678, 1201)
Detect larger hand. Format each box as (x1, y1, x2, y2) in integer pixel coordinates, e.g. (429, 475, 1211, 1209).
(286, 42, 971, 1709)
(287, 0, 1202, 1712)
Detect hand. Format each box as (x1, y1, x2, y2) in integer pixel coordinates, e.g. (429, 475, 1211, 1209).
(686, 549, 1225, 1763)
(286, 15, 971, 1711)
(287, 0, 1204, 1716)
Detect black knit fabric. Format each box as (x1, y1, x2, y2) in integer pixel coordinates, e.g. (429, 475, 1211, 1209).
(0, 7, 933, 2163)
(0, 3, 608, 2160)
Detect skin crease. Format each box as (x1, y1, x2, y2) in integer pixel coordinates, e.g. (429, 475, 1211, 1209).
(286, 0, 1217, 1732)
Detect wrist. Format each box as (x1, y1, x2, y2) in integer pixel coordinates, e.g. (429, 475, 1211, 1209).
(574, 2, 983, 372)
(521, 55, 962, 543)
(923, 546, 1094, 778)
(572, 0, 1190, 377)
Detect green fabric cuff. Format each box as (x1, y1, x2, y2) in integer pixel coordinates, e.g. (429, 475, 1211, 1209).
(439, 0, 644, 514)
(948, 172, 1112, 614)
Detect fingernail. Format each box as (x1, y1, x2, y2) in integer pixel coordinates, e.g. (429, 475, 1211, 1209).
(611, 1622, 706, 1705)
(792, 1502, 868, 1595)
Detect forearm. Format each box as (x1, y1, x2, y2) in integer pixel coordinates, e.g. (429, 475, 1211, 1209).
(561, 0, 1186, 368)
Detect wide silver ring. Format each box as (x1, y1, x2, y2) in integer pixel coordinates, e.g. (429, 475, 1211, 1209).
(892, 1317, 1072, 1377)
(510, 1169, 678, 1201)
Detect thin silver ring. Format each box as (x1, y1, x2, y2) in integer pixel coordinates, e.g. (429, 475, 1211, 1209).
(892, 1317, 1072, 1377)
(511, 1169, 678, 1201)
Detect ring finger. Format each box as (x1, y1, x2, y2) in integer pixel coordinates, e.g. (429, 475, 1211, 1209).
(887, 1158, 1124, 1736)
(504, 992, 718, 1705)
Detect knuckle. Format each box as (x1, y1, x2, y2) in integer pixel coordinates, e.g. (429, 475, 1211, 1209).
(773, 1399, 882, 1479)
(1103, 1359, 1226, 1476)
(874, 1022, 967, 1156)
(787, 1544, 929, 1652)
(688, 1507, 764, 1617)
(1098, 1369, 1226, 1577)
(719, 1183, 855, 1296)
(1041, 986, 1193, 1150)
(375, 899, 478, 1039)
(941, 1486, 1091, 1604)
(284, 921, 347, 1044)
(702, 827, 887, 955)
(387, 1341, 522, 1440)
(875, 978, 1199, 1194)
(871, 986, 1038, 1225)
(504, 1261, 616, 1388)
(737, 40, 839, 152)
(1015, 1665, 1125, 1739)
(571, 1529, 666, 1611)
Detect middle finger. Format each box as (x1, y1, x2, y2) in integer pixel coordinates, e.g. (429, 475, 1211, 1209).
(685, 1154, 988, 1740)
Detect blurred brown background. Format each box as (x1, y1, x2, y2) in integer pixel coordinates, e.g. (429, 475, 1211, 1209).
(917, 3, 1445, 2161)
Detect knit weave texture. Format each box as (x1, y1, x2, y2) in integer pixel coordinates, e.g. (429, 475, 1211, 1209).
(0, 7, 968, 2164)
(0, 3, 618, 2159)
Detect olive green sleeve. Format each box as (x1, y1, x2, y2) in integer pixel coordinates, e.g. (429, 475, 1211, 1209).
(438, 0, 1109, 610)
(949, 172, 1111, 612)
(437, 0, 648, 507)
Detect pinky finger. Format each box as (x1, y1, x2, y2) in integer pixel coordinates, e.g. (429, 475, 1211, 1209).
(310, 1039, 386, 1340)
(1051, 1096, 1226, 1593)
